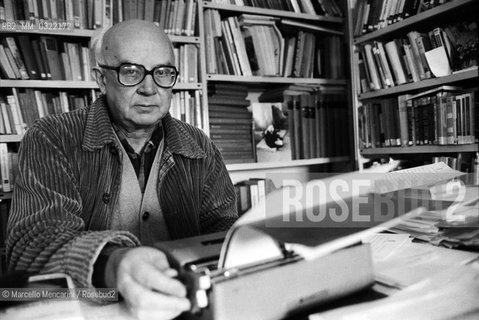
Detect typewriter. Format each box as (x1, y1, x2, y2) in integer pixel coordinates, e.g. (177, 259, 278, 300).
(156, 227, 374, 320)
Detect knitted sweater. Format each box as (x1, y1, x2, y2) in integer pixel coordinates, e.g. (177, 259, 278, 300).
(7, 95, 237, 289)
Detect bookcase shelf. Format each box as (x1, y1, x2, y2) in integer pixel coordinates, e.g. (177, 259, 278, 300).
(0, 29, 95, 37)
(0, 135, 22, 143)
(348, 0, 479, 172)
(357, 67, 478, 100)
(168, 36, 201, 44)
(206, 74, 347, 85)
(0, 192, 13, 201)
(361, 145, 479, 157)
(353, 0, 477, 45)
(0, 80, 98, 89)
(0, 30, 200, 44)
(202, 2, 343, 23)
(0, 80, 203, 91)
(227, 156, 350, 172)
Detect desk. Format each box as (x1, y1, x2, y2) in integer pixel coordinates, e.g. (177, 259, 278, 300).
(78, 263, 479, 320)
(1, 245, 479, 320)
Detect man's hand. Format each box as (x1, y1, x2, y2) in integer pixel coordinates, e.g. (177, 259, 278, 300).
(105, 247, 191, 320)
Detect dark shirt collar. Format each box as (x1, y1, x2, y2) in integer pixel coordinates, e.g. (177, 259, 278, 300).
(111, 122, 163, 157)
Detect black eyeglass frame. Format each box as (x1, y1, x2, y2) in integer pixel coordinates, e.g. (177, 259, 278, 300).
(98, 63, 179, 88)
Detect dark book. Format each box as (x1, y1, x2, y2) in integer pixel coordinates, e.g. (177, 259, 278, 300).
(210, 133, 249, 140)
(292, 30, 306, 77)
(292, 94, 302, 159)
(285, 95, 296, 160)
(406, 97, 416, 145)
(208, 83, 249, 94)
(209, 104, 251, 114)
(209, 111, 252, 119)
(39, 36, 63, 80)
(315, 93, 325, 157)
(235, 182, 251, 215)
(209, 117, 252, 125)
(300, 94, 311, 159)
(16, 35, 40, 80)
(216, 145, 254, 153)
(210, 124, 252, 133)
(242, 27, 260, 74)
(208, 96, 251, 107)
(214, 37, 232, 75)
(30, 39, 47, 80)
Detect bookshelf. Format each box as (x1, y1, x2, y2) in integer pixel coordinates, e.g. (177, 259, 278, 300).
(201, 0, 353, 169)
(0, 0, 208, 274)
(0, 0, 355, 273)
(348, 0, 479, 172)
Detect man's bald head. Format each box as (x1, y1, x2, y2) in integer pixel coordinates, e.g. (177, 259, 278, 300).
(93, 20, 174, 66)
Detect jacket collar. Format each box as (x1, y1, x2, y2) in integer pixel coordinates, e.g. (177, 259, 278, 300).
(82, 95, 206, 159)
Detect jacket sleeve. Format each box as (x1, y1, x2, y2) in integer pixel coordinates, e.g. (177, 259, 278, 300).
(199, 142, 238, 233)
(6, 126, 140, 292)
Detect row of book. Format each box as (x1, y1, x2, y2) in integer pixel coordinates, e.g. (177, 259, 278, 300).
(357, 22, 478, 93)
(169, 90, 205, 131)
(173, 44, 199, 84)
(234, 177, 276, 216)
(432, 154, 479, 177)
(259, 85, 350, 159)
(0, 88, 207, 136)
(208, 83, 255, 164)
(208, 0, 343, 17)
(358, 86, 478, 149)
(0, 36, 91, 81)
(0, 89, 95, 135)
(0, 0, 198, 35)
(0, 35, 202, 83)
(204, 11, 344, 78)
(352, 0, 452, 36)
(154, 0, 198, 36)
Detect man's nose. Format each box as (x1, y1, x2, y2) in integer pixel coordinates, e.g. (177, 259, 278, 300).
(136, 74, 157, 95)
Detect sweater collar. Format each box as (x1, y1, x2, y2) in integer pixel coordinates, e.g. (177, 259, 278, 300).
(82, 95, 206, 159)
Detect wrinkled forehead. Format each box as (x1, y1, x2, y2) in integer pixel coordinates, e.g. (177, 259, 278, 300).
(103, 30, 174, 68)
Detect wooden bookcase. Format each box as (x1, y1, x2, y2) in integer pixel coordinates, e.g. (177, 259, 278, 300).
(200, 0, 353, 179)
(0, 0, 354, 272)
(347, 0, 479, 171)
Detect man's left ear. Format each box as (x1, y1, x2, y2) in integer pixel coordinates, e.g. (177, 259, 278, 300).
(92, 67, 107, 94)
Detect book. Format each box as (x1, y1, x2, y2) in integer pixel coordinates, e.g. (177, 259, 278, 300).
(0, 143, 11, 193)
(16, 35, 40, 80)
(0, 44, 16, 79)
(3, 37, 29, 80)
(39, 36, 63, 80)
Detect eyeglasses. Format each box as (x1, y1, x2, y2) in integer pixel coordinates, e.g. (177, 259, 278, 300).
(99, 63, 178, 88)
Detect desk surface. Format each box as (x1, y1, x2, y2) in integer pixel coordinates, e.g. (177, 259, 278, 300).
(2, 263, 479, 320)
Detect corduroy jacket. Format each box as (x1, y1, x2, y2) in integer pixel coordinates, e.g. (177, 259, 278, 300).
(7, 95, 237, 288)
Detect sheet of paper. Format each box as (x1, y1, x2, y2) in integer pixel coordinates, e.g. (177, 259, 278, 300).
(310, 265, 479, 320)
(0, 300, 85, 320)
(372, 162, 465, 194)
(362, 233, 412, 261)
(374, 242, 479, 288)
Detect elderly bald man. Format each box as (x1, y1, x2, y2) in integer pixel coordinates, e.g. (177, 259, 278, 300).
(7, 20, 237, 319)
